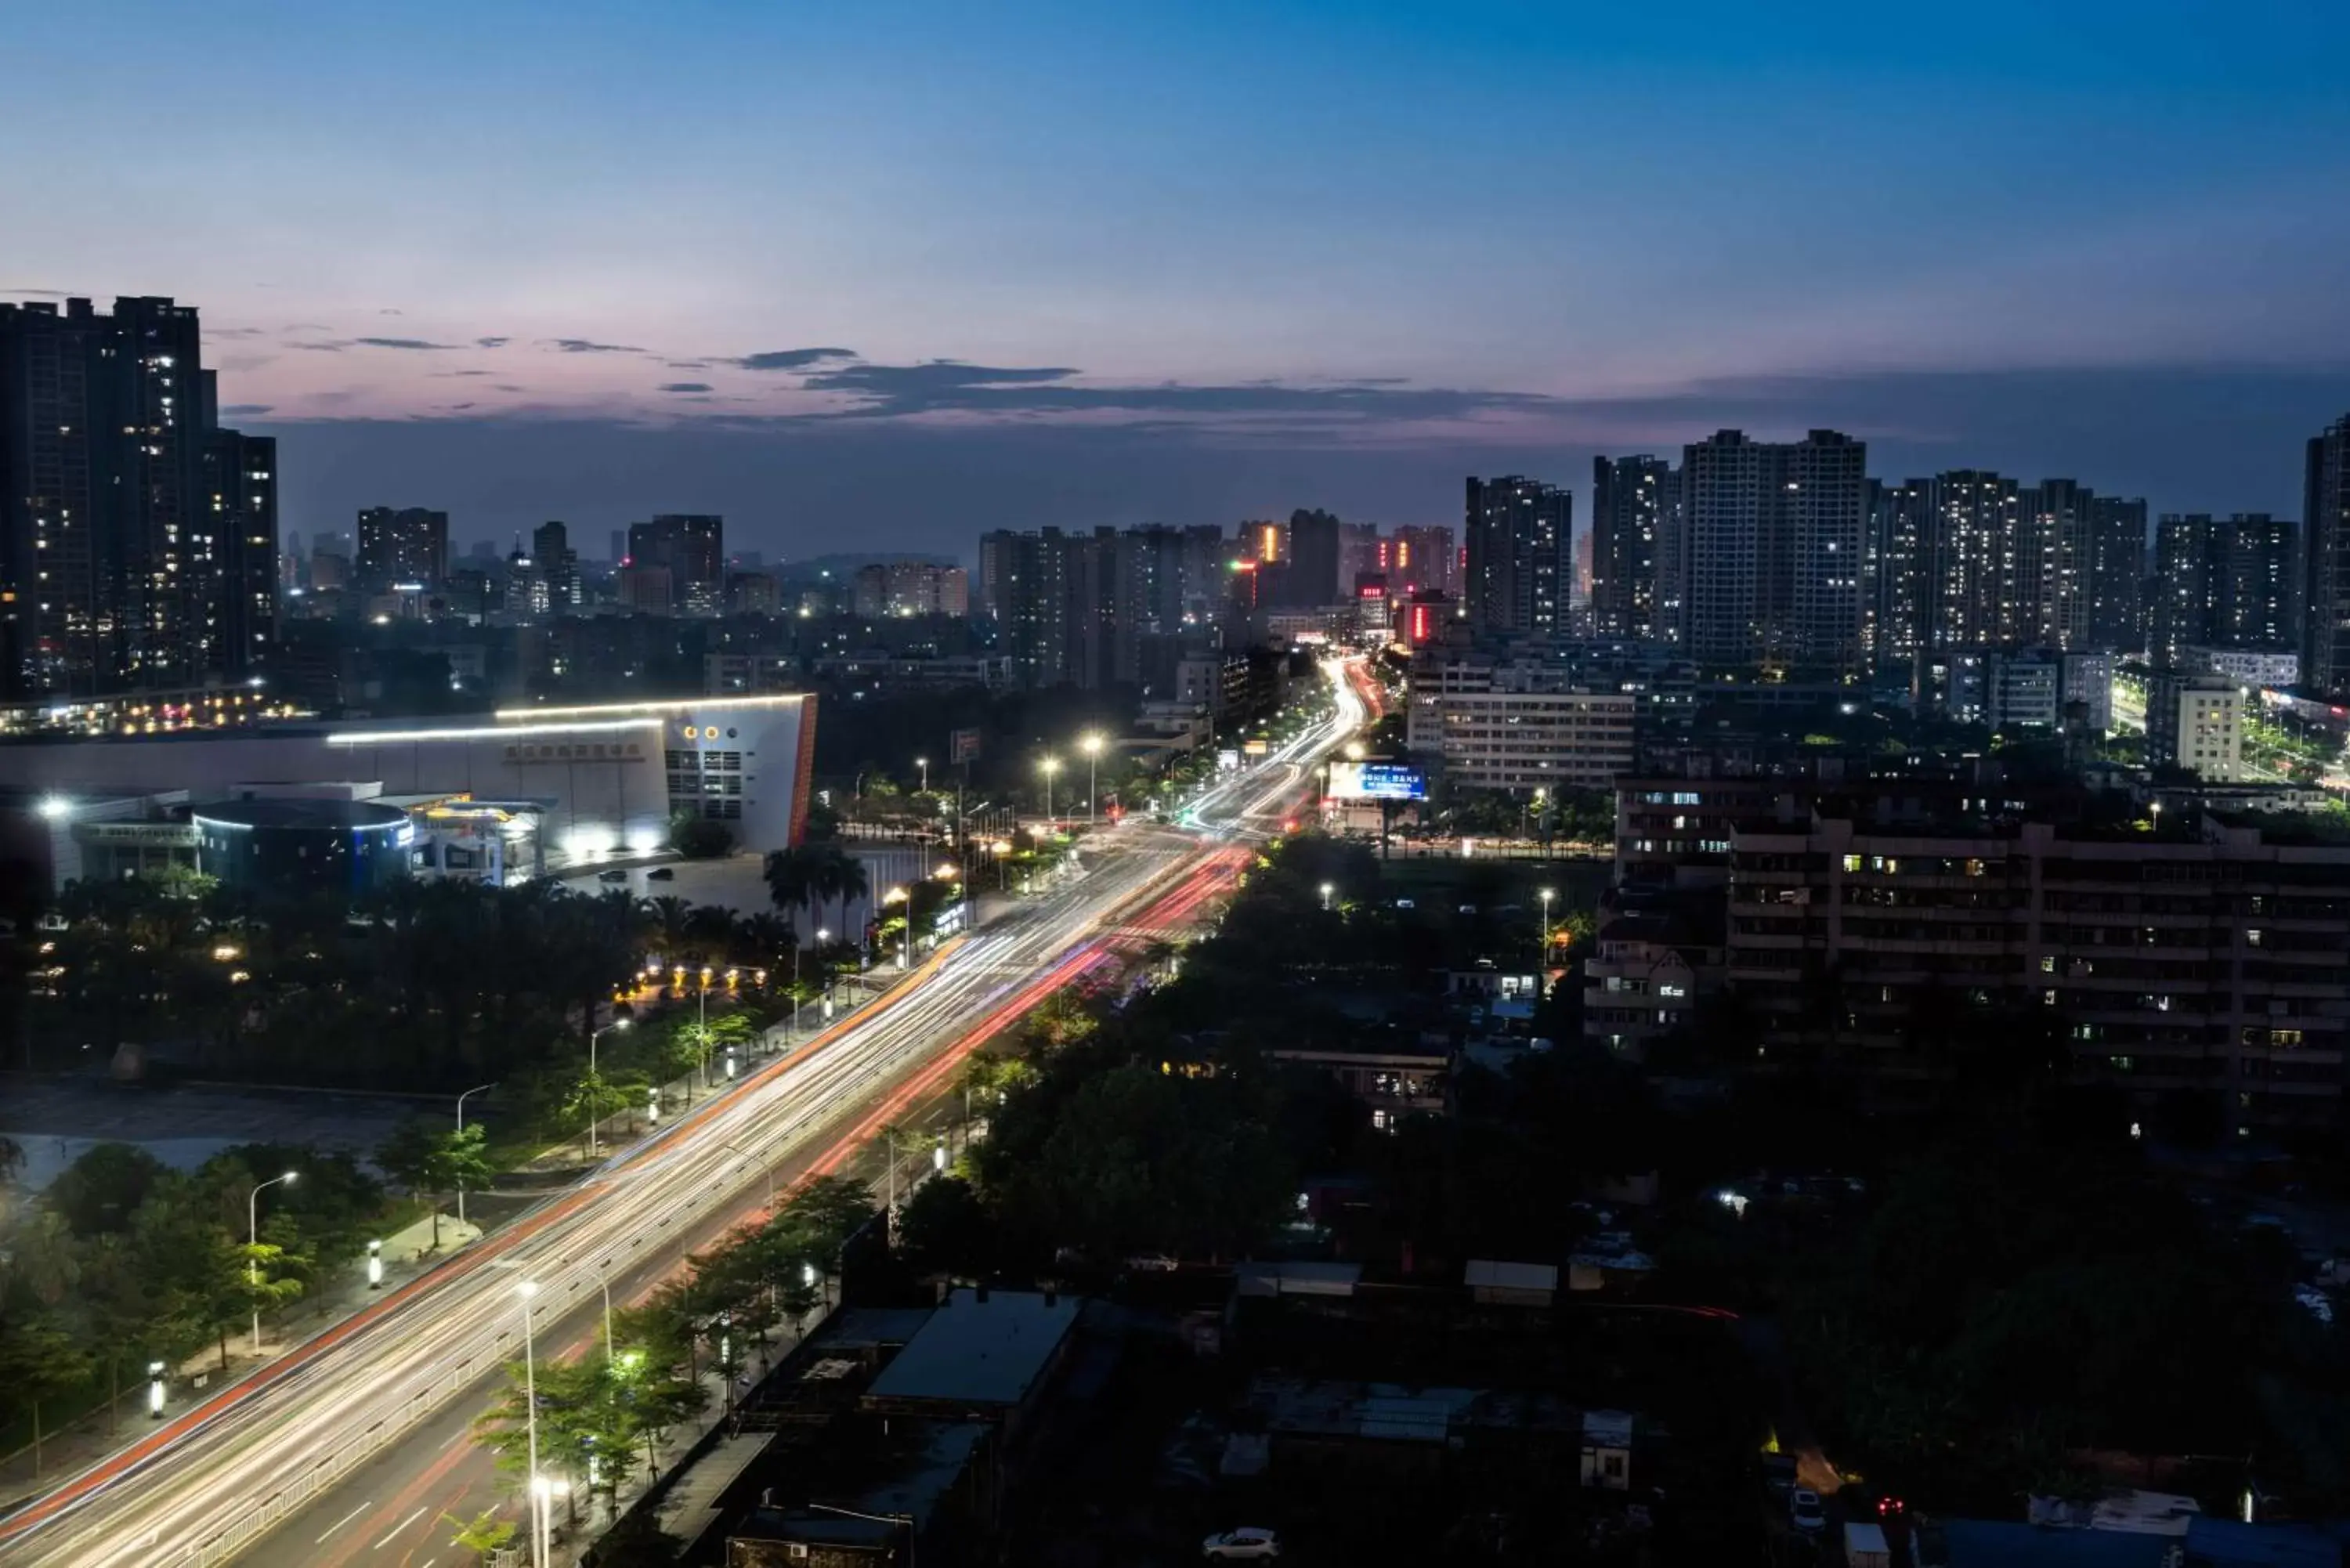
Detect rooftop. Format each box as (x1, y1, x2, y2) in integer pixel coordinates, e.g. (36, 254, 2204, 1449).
(863, 1289, 1080, 1409)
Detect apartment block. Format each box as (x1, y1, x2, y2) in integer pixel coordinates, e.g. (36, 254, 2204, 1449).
(1726, 815, 2350, 1133)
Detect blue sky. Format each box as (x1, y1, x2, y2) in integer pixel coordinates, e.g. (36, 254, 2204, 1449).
(8, 1, 2348, 552)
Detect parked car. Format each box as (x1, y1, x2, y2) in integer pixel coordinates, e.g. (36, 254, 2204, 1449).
(596, 869, 629, 883)
(646, 866, 676, 880)
(1202, 1527, 1281, 1559)
(1790, 1490, 1827, 1533)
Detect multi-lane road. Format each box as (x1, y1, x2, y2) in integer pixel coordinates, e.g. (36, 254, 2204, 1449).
(0, 658, 1367, 1568)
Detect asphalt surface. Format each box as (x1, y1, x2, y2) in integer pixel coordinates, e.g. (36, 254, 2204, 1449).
(0, 833, 1205, 1568)
(0, 656, 1368, 1568)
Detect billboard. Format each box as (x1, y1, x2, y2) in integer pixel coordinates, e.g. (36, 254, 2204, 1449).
(1328, 762, 1426, 801)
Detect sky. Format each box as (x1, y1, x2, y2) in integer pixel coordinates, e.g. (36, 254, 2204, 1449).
(8, 0, 2349, 559)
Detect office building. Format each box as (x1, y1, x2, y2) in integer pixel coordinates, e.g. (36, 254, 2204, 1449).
(2146, 669, 2243, 781)
(1726, 814, 2350, 1133)
(356, 507, 449, 594)
(0, 295, 279, 699)
(1463, 475, 1572, 638)
(627, 513, 724, 616)
(1590, 455, 1673, 642)
(1404, 641, 1636, 792)
(1676, 431, 1865, 670)
(2184, 645, 2298, 692)
(2307, 415, 2350, 698)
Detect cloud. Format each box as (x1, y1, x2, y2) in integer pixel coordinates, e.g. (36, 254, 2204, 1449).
(547, 338, 643, 354)
(220, 403, 273, 417)
(476, 336, 510, 349)
(735, 347, 857, 371)
(288, 341, 346, 352)
(378, 308, 403, 316)
(353, 336, 465, 351)
(795, 358, 1553, 425)
(4, 287, 74, 298)
(659, 381, 714, 393)
(433, 369, 495, 378)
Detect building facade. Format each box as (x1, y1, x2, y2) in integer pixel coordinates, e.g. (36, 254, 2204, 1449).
(1463, 475, 1573, 640)
(626, 514, 724, 616)
(1405, 644, 1636, 793)
(2305, 415, 2350, 698)
(356, 507, 449, 594)
(1726, 815, 2350, 1133)
(2146, 669, 2243, 782)
(0, 296, 279, 699)
(1589, 455, 1673, 643)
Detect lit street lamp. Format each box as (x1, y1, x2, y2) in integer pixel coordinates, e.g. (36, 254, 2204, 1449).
(36, 795, 72, 822)
(146, 1360, 166, 1420)
(1538, 888, 1554, 959)
(1079, 732, 1104, 823)
(455, 1082, 495, 1224)
(884, 887, 910, 969)
(517, 1280, 549, 1568)
(366, 1239, 383, 1290)
(587, 1020, 629, 1156)
(247, 1170, 298, 1356)
(915, 755, 929, 793)
(1320, 882, 1335, 911)
(1038, 755, 1061, 822)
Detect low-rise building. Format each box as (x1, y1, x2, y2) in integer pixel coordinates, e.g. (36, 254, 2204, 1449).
(2146, 670, 2243, 780)
(2184, 644, 2298, 692)
(1582, 891, 1726, 1060)
(1726, 815, 2350, 1133)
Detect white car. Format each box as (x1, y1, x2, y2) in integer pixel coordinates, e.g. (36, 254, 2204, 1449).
(1203, 1526, 1281, 1559)
(1790, 1489, 1827, 1532)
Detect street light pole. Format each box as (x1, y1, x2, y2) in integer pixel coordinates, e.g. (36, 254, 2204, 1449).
(1039, 756, 1060, 824)
(588, 1021, 628, 1156)
(1080, 732, 1104, 824)
(246, 1171, 297, 1356)
(1538, 887, 1554, 966)
(916, 756, 928, 794)
(519, 1280, 546, 1568)
(455, 1082, 494, 1225)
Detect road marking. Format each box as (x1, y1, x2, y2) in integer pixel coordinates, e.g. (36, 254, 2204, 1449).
(317, 1502, 371, 1542)
(375, 1505, 428, 1548)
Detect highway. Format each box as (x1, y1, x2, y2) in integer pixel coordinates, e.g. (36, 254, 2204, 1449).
(1179, 656, 1371, 839)
(0, 833, 1209, 1568)
(0, 656, 1368, 1568)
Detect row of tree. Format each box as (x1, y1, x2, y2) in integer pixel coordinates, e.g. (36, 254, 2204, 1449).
(0, 1141, 390, 1464)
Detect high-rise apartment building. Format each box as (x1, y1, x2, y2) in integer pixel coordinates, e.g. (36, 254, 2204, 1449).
(532, 520, 579, 612)
(627, 514, 724, 616)
(0, 295, 278, 697)
(1285, 508, 1343, 606)
(1387, 525, 1457, 598)
(1676, 431, 1865, 670)
(1463, 475, 1572, 638)
(977, 526, 1114, 690)
(1864, 479, 1929, 665)
(1590, 455, 1673, 642)
(851, 560, 969, 620)
(356, 507, 449, 593)
(2153, 513, 2298, 665)
(2087, 495, 2149, 652)
(2307, 415, 2350, 697)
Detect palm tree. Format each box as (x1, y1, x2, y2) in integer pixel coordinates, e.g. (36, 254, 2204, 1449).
(819, 847, 870, 944)
(763, 846, 819, 927)
(641, 894, 695, 965)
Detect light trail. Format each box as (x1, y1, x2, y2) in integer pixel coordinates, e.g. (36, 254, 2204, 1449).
(0, 836, 1203, 1568)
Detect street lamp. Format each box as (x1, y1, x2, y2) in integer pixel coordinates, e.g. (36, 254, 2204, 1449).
(1320, 882, 1335, 911)
(587, 1020, 629, 1156)
(518, 1280, 548, 1568)
(1079, 732, 1104, 823)
(36, 795, 71, 822)
(367, 1239, 383, 1290)
(247, 1170, 298, 1356)
(884, 887, 910, 970)
(992, 839, 1013, 892)
(147, 1359, 167, 1419)
(915, 755, 929, 793)
(1038, 755, 1061, 822)
(935, 861, 960, 937)
(1538, 887, 1554, 956)
(455, 1082, 495, 1225)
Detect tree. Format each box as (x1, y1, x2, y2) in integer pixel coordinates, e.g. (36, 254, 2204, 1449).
(376, 1121, 493, 1247)
(0, 1315, 95, 1477)
(443, 1508, 518, 1564)
(562, 1070, 642, 1159)
(668, 813, 734, 860)
(49, 1143, 172, 1236)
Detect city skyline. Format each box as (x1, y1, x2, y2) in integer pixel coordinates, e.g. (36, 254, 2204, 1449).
(7, 2, 2348, 550)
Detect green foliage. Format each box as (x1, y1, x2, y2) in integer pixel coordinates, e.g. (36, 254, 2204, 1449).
(443, 1507, 518, 1561)
(376, 1122, 492, 1246)
(667, 813, 735, 859)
